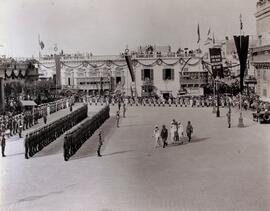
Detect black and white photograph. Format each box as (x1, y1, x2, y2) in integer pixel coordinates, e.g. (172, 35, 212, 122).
(0, 0, 269, 210)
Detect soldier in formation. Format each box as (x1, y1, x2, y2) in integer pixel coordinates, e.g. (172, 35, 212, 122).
(97, 130, 103, 157)
(64, 106, 110, 161)
(25, 105, 88, 159)
(1, 134, 6, 157)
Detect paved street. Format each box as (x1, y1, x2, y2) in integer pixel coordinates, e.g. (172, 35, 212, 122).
(1, 105, 270, 211)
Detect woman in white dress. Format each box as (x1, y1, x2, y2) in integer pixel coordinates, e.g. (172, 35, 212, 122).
(170, 120, 177, 144)
(153, 125, 161, 148)
(178, 121, 184, 144)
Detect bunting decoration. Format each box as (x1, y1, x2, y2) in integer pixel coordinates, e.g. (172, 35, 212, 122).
(39, 57, 203, 70)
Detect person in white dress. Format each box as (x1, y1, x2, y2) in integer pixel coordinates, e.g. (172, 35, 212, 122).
(178, 121, 184, 144)
(153, 125, 161, 148)
(170, 120, 177, 144)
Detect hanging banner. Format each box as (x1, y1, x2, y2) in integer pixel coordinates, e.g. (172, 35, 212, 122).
(125, 55, 135, 82)
(209, 48, 223, 78)
(234, 35, 249, 93)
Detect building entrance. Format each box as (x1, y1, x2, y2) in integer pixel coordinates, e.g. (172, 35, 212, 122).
(162, 92, 170, 101)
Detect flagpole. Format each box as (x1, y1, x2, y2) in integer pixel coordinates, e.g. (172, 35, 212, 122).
(38, 34, 41, 60)
(238, 14, 244, 127)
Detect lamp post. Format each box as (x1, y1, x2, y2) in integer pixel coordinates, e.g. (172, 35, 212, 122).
(216, 78, 220, 117)
(212, 79, 216, 113)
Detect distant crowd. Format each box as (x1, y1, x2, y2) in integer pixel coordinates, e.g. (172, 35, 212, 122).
(84, 94, 270, 113)
(0, 97, 75, 139)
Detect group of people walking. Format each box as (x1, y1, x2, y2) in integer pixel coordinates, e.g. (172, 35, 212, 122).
(153, 120, 193, 148)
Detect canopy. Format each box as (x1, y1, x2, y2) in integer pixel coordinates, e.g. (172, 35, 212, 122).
(20, 100, 37, 107)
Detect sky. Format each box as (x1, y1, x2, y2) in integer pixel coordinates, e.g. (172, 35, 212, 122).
(0, 0, 257, 57)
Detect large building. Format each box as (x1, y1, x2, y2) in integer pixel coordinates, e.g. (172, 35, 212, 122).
(38, 45, 208, 98)
(251, 0, 270, 102)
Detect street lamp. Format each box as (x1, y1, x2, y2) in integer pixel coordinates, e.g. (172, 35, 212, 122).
(216, 78, 220, 117)
(212, 79, 216, 113)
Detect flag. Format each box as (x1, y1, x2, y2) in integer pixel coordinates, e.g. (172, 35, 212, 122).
(240, 14, 243, 30)
(197, 24, 200, 44)
(125, 55, 135, 82)
(234, 35, 249, 93)
(207, 27, 211, 37)
(38, 34, 45, 50)
(204, 27, 212, 45)
(39, 41, 45, 50)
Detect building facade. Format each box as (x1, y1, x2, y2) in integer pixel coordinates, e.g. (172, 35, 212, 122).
(251, 0, 270, 102)
(38, 45, 207, 98)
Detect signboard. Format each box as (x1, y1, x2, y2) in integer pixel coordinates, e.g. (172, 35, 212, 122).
(209, 48, 223, 78)
(209, 48, 222, 63)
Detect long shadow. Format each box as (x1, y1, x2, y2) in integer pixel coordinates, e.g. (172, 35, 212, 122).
(120, 124, 148, 128)
(166, 137, 211, 147)
(33, 135, 65, 158)
(70, 116, 117, 161)
(102, 150, 134, 157)
(191, 137, 211, 143)
(6, 152, 24, 157)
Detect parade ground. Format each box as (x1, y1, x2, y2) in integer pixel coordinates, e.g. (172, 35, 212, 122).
(0, 104, 270, 211)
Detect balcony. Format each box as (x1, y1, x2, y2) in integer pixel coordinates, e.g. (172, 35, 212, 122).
(180, 79, 208, 85)
(142, 79, 154, 86)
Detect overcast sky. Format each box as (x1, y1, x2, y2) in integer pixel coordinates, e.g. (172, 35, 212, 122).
(0, 0, 257, 57)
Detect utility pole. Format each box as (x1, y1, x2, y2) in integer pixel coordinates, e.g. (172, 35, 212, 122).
(216, 78, 220, 117)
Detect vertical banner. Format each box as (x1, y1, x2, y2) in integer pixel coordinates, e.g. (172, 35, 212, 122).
(209, 48, 223, 79)
(54, 54, 62, 89)
(125, 55, 135, 82)
(234, 36, 249, 93)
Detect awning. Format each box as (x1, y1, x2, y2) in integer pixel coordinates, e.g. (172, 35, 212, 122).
(20, 100, 37, 107)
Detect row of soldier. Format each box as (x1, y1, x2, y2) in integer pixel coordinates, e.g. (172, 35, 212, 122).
(64, 106, 110, 161)
(24, 105, 88, 159)
(86, 96, 234, 108)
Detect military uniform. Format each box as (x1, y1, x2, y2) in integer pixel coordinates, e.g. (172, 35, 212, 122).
(97, 131, 103, 157)
(1, 135, 6, 157)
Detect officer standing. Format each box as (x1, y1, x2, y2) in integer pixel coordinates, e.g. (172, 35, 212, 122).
(226, 111, 231, 128)
(116, 110, 120, 128)
(43, 112, 47, 124)
(97, 130, 103, 157)
(123, 104, 126, 118)
(25, 134, 29, 159)
(18, 119, 23, 138)
(1, 134, 6, 157)
(186, 121, 193, 142)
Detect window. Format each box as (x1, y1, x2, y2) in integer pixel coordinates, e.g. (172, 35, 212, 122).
(163, 69, 174, 80)
(263, 70, 267, 81)
(263, 89, 267, 97)
(141, 69, 153, 81)
(68, 78, 71, 86)
(116, 77, 121, 84)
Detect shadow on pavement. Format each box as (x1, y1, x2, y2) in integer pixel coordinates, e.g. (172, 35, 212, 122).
(191, 137, 211, 143)
(70, 116, 117, 161)
(166, 137, 211, 147)
(102, 150, 134, 157)
(33, 136, 65, 158)
(6, 152, 25, 157)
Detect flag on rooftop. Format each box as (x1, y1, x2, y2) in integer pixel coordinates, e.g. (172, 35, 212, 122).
(197, 24, 201, 44)
(240, 14, 243, 31)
